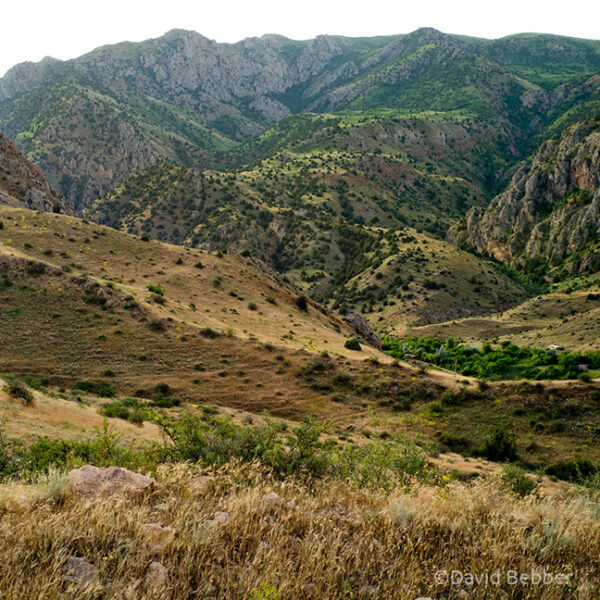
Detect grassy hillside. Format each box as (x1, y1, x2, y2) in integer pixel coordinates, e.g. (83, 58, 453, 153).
(84, 108, 529, 328)
(2, 205, 600, 476)
(415, 289, 600, 352)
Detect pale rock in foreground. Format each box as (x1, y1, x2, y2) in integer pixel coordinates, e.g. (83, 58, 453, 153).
(67, 465, 156, 499)
(262, 491, 282, 506)
(189, 475, 212, 496)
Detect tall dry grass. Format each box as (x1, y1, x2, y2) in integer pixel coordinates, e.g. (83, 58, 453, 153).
(0, 463, 598, 599)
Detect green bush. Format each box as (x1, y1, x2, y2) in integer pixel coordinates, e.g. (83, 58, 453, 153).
(295, 295, 308, 311)
(545, 459, 597, 483)
(155, 412, 430, 488)
(8, 380, 34, 404)
(200, 327, 220, 338)
(147, 284, 165, 296)
(501, 464, 537, 497)
(100, 398, 148, 424)
(27, 261, 47, 275)
(149, 318, 166, 331)
(479, 426, 518, 462)
(72, 380, 115, 398)
(344, 339, 362, 351)
(440, 389, 458, 406)
(1, 422, 157, 479)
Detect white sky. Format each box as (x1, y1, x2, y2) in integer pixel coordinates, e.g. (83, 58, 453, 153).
(2, 0, 600, 77)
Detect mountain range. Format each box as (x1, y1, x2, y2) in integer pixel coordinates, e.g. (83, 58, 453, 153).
(1, 27, 600, 330)
(2, 27, 600, 208)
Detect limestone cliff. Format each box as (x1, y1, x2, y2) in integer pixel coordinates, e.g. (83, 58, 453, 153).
(455, 119, 600, 276)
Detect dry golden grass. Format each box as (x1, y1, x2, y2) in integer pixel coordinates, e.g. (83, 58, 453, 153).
(0, 381, 162, 442)
(0, 463, 597, 599)
(0, 205, 378, 359)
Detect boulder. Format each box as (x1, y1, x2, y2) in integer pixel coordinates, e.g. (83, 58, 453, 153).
(344, 314, 382, 349)
(68, 465, 156, 499)
(213, 511, 230, 524)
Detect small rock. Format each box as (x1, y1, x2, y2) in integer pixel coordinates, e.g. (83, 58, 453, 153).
(302, 582, 317, 593)
(458, 590, 470, 599)
(213, 511, 230, 523)
(145, 561, 169, 587)
(68, 465, 156, 499)
(140, 523, 175, 553)
(189, 475, 211, 496)
(362, 585, 379, 596)
(262, 492, 282, 505)
(64, 556, 98, 588)
(285, 500, 296, 509)
(155, 502, 168, 512)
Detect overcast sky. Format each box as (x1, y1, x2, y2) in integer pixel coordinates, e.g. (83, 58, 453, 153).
(2, 0, 600, 76)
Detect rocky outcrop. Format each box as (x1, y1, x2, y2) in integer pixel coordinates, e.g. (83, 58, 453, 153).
(456, 119, 600, 275)
(33, 94, 158, 207)
(0, 131, 73, 214)
(344, 314, 382, 349)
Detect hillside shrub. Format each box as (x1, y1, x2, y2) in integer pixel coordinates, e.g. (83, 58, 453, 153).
(8, 380, 34, 405)
(27, 261, 47, 275)
(149, 318, 166, 331)
(344, 339, 361, 351)
(72, 380, 115, 398)
(479, 426, 518, 462)
(295, 295, 308, 311)
(501, 464, 537, 497)
(200, 327, 220, 338)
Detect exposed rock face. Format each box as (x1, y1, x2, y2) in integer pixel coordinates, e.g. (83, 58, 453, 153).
(67, 465, 156, 498)
(34, 95, 157, 208)
(144, 561, 169, 588)
(0, 131, 73, 214)
(456, 120, 600, 275)
(344, 314, 382, 349)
